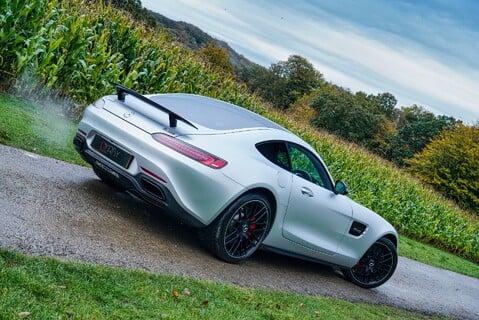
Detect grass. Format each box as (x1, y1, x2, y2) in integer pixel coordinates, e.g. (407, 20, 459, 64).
(398, 236, 479, 278)
(0, 94, 84, 165)
(0, 249, 444, 320)
(1, 93, 478, 279)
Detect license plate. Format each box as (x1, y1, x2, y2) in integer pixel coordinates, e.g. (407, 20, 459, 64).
(91, 135, 133, 169)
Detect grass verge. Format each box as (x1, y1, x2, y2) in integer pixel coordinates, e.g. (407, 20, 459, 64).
(0, 249, 444, 319)
(0, 93, 478, 279)
(0, 94, 84, 165)
(399, 236, 479, 278)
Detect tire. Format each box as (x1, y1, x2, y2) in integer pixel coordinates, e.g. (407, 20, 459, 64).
(200, 193, 272, 263)
(93, 167, 124, 191)
(343, 237, 398, 289)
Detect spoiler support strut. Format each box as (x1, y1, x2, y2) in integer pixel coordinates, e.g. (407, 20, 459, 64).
(114, 83, 198, 130)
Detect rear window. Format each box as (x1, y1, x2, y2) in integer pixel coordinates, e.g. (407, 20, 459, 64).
(256, 142, 290, 170)
(150, 94, 285, 130)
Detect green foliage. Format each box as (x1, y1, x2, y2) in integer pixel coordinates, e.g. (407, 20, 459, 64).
(199, 42, 234, 74)
(309, 86, 461, 167)
(377, 92, 398, 120)
(389, 105, 457, 165)
(243, 64, 291, 108)
(244, 55, 323, 109)
(0, 249, 438, 320)
(406, 124, 479, 214)
(272, 55, 324, 103)
(310, 85, 395, 154)
(0, 0, 257, 118)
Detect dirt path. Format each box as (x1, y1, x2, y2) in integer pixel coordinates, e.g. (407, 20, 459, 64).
(1, 144, 478, 319)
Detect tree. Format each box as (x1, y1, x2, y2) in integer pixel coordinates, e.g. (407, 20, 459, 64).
(199, 42, 234, 74)
(388, 105, 456, 165)
(271, 55, 323, 102)
(378, 92, 398, 120)
(243, 55, 323, 109)
(310, 85, 395, 153)
(241, 65, 289, 107)
(406, 124, 479, 214)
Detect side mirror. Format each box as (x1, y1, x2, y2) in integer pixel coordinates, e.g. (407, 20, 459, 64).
(334, 180, 349, 195)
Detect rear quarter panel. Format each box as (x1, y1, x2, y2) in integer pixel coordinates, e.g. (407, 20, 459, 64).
(78, 106, 246, 225)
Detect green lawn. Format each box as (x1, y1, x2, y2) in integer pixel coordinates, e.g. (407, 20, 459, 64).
(0, 249, 444, 320)
(0, 94, 84, 165)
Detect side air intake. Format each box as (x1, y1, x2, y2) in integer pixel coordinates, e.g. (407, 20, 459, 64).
(349, 221, 367, 236)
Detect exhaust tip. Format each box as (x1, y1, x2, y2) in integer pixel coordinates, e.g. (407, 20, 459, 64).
(73, 135, 85, 151)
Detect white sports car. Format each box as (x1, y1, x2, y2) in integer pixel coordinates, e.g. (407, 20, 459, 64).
(73, 84, 398, 288)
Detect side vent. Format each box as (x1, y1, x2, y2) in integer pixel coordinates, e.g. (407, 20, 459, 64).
(349, 221, 367, 236)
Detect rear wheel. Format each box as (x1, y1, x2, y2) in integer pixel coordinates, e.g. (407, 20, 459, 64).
(201, 193, 272, 263)
(343, 237, 397, 288)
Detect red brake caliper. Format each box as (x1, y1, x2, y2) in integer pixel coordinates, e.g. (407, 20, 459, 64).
(247, 217, 257, 237)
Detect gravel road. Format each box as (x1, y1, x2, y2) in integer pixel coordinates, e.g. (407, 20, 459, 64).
(1, 144, 478, 319)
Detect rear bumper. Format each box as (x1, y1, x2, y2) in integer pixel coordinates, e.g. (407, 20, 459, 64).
(73, 133, 207, 228)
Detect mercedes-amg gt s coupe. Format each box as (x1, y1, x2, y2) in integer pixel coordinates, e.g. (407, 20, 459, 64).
(73, 84, 398, 288)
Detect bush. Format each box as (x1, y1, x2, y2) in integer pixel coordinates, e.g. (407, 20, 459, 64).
(407, 124, 479, 214)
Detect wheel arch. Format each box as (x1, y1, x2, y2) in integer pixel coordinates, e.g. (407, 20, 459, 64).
(382, 233, 398, 249)
(205, 186, 278, 227)
(243, 187, 278, 223)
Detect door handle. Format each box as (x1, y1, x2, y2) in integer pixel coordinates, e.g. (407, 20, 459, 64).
(301, 187, 314, 197)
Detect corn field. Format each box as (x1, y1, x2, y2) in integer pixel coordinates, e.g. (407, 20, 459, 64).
(0, 0, 255, 117)
(1, 0, 477, 262)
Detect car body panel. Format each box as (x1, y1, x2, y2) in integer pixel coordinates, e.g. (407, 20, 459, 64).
(283, 175, 353, 256)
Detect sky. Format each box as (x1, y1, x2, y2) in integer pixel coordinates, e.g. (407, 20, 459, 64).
(142, 0, 479, 123)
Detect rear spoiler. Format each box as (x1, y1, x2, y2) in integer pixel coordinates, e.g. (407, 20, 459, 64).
(114, 83, 198, 130)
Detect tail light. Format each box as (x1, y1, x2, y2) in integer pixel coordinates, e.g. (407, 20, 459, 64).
(152, 133, 227, 169)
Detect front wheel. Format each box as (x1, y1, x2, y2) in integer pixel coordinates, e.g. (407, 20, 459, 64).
(200, 193, 272, 263)
(343, 237, 398, 288)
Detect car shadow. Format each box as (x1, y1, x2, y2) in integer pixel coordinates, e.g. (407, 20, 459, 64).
(79, 178, 344, 282)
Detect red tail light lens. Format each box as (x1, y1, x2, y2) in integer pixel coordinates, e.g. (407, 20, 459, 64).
(152, 133, 227, 169)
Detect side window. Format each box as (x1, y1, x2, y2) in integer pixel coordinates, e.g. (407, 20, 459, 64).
(256, 142, 291, 170)
(288, 144, 333, 190)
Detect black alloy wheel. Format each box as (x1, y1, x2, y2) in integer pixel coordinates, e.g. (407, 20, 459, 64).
(343, 237, 398, 288)
(201, 193, 272, 263)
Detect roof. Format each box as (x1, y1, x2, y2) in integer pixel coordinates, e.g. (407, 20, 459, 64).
(149, 93, 286, 131)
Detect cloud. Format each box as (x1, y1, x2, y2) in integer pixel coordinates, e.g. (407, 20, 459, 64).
(142, 0, 479, 122)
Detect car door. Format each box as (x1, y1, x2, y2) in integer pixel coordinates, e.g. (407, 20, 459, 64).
(282, 143, 353, 256)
